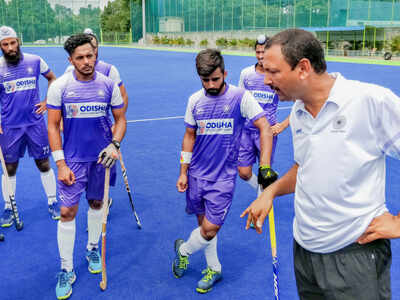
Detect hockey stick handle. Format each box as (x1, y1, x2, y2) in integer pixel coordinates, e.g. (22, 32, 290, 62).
(0, 146, 23, 231)
(100, 167, 110, 291)
(119, 151, 142, 229)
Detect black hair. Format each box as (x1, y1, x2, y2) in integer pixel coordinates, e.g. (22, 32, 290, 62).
(265, 29, 326, 74)
(195, 49, 225, 76)
(64, 34, 94, 56)
(87, 33, 98, 48)
(254, 35, 268, 50)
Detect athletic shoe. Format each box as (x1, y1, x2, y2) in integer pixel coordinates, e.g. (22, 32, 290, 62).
(48, 202, 60, 220)
(0, 209, 13, 228)
(86, 248, 102, 274)
(55, 269, 76, 300)
(196, 267, 222, 293)
(172, 239, 189, 278)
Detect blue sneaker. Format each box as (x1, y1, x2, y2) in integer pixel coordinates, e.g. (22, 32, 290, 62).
(196, 267, 222, 293)
(86, 248, 102, 274)
(48, 202, 60, 220)
(55, 269, 76, 300)
(172, 239, 189, 278)
(0, 209, 13, 228)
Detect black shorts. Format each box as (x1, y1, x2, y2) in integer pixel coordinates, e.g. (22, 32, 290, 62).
(293, 239, 392, 300)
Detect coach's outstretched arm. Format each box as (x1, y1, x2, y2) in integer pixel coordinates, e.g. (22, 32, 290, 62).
(241, 163, 298, 234)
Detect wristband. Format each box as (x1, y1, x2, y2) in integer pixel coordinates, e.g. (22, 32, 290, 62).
(259, 164, 270, 170)
(180, 151, 192, 164)
(52, 150, 65, 162)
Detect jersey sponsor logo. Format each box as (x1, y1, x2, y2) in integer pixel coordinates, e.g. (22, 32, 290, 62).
(251, 90, 275, 104)
(197, 118, 234, 135)
(3, 77, 36, 94)
(65, 102, 108, 118)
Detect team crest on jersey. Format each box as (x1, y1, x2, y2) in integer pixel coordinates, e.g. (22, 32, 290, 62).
(66, 91, 77, 98)
(66, 104, 79, 118)
(27, 67, 33, 74)
(3, 77, 36, 94)
(197, 118, 234, 135)
(332, 115, 347, 132)
(98, 90, 105, 98)
(196, 107, 204, 114)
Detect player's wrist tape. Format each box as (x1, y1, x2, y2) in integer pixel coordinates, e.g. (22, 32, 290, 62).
(52, 150, 65, 162)
(180, 151, 192, 164)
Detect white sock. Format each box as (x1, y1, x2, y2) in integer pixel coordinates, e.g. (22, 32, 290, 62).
(247, 173, 258, 190)
(58, 219, 76, 272)
(40, 169, 57, 205)
(179, 227, 210, 256)
(87, 206, 103, 250)
(2, 174, 16, 210)
(204, 234, 221, 272)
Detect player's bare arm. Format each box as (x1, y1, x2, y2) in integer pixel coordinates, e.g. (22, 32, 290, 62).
(48, 108, 75, 185)
(271, 116, 289, 136)
(35, 71, 56, 114)
(177, 127, 196, 193)
(119, 84, 129, 114)
(241, 163, 298, 233)
(253, 116, 273, 166)
(111, 107, 127, 143)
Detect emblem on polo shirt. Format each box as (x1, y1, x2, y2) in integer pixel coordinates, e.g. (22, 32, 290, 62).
(27, 67, 33, 74)
(223, 105, 230, 113)
(332, 115, 346, 130)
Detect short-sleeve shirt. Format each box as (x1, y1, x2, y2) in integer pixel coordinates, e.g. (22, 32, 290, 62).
(238, 65, 279, 130)
(0, 53, 50, 127)
(184, 84, 265, 182)
(290, 72, 400, 253)
(47, 71, 124, 162)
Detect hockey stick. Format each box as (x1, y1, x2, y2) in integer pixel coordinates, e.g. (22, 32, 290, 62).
(0, 146, 23, 231)
(100, 167, 110, 291)
(119, 151, 142, 229)
(268, 204, 280, 300)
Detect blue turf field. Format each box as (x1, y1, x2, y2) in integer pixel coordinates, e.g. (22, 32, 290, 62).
(0, 46, 400, 300)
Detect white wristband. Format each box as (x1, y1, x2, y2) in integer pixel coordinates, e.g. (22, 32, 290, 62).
(180, 151, 192, 164)
(52, 150, 65, 162)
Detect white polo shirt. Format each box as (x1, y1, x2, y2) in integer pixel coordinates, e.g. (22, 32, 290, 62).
(291, 72, 400, 253)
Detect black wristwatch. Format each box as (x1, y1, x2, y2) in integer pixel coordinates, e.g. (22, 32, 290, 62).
(112, 140, 121, 150)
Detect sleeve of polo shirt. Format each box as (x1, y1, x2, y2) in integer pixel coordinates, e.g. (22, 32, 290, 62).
(240, 90, 266, 123)
(109, 65, 123, 87)
(184, 94, 197, 128)
(376, 88, 400, 159)
(39, 57, 50, 75)
(110, 83, 124, 109)
(46, 79, 62, 109)
(238, 70, 245, 88)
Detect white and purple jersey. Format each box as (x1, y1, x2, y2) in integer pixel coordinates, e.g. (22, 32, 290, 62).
(47, 71, 124, 162)
(65, 60, 123, 87)
(0, 53, 50, 127)
(238, 65, 279, 130)
(185, 84, 265, 182)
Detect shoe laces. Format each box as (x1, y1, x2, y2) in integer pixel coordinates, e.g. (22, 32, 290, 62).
(178, 254, 188, 269)
(57, 271, 69, 288)
(88, 250, 100, 263)
(201, 268, 217, 282)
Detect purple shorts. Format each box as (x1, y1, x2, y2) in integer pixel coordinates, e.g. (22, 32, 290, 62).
(58, 161, 116, 207)
(0, 121, 50, 163)
(238, 129, 277, 167)
(186, 174, 235, 226)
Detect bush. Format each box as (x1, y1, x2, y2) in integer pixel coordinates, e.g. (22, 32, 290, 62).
(152, 36, 160, 44)
(176, 37, 185, 46)
(390, 35, 400, 53)
(229, 38, 238, 47)
(185, 38, 194, 46)
(216, 37, 228, 47)
(160, 36, 169, 45)
(200, 39, 208, 47)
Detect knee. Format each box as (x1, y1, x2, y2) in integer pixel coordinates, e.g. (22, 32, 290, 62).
(60, 207, 76, 221)
(88, 199, 103, 210)
(6, 165, 17, 177)
(201, 227, 217, 241)
(238, 167, 252, 181)
(35, 159, 50, 173)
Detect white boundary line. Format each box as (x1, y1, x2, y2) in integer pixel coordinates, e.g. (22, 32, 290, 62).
(127, 106, 292, 124)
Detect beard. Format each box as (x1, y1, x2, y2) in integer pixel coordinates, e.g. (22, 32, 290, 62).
(75, 64, 95, 77)
(206, 81, 226, 96)
(3, 45, 21, 65)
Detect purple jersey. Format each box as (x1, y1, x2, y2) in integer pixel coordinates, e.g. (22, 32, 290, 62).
(47, 71, 124, 162)
(238, 65, 279, 130)
(184, 84, 265, 182)
(0, 53, 50, 127)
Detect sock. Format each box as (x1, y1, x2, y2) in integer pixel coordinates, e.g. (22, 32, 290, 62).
(2, 174, 16, 210)
(204, 235, 221, 272)
(247, 173, 258, 190)
(58, 219, 76, 272)
(179, 227, 210, 256)
(87, 206, 103, 250)
(40, 169, 57, 205)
